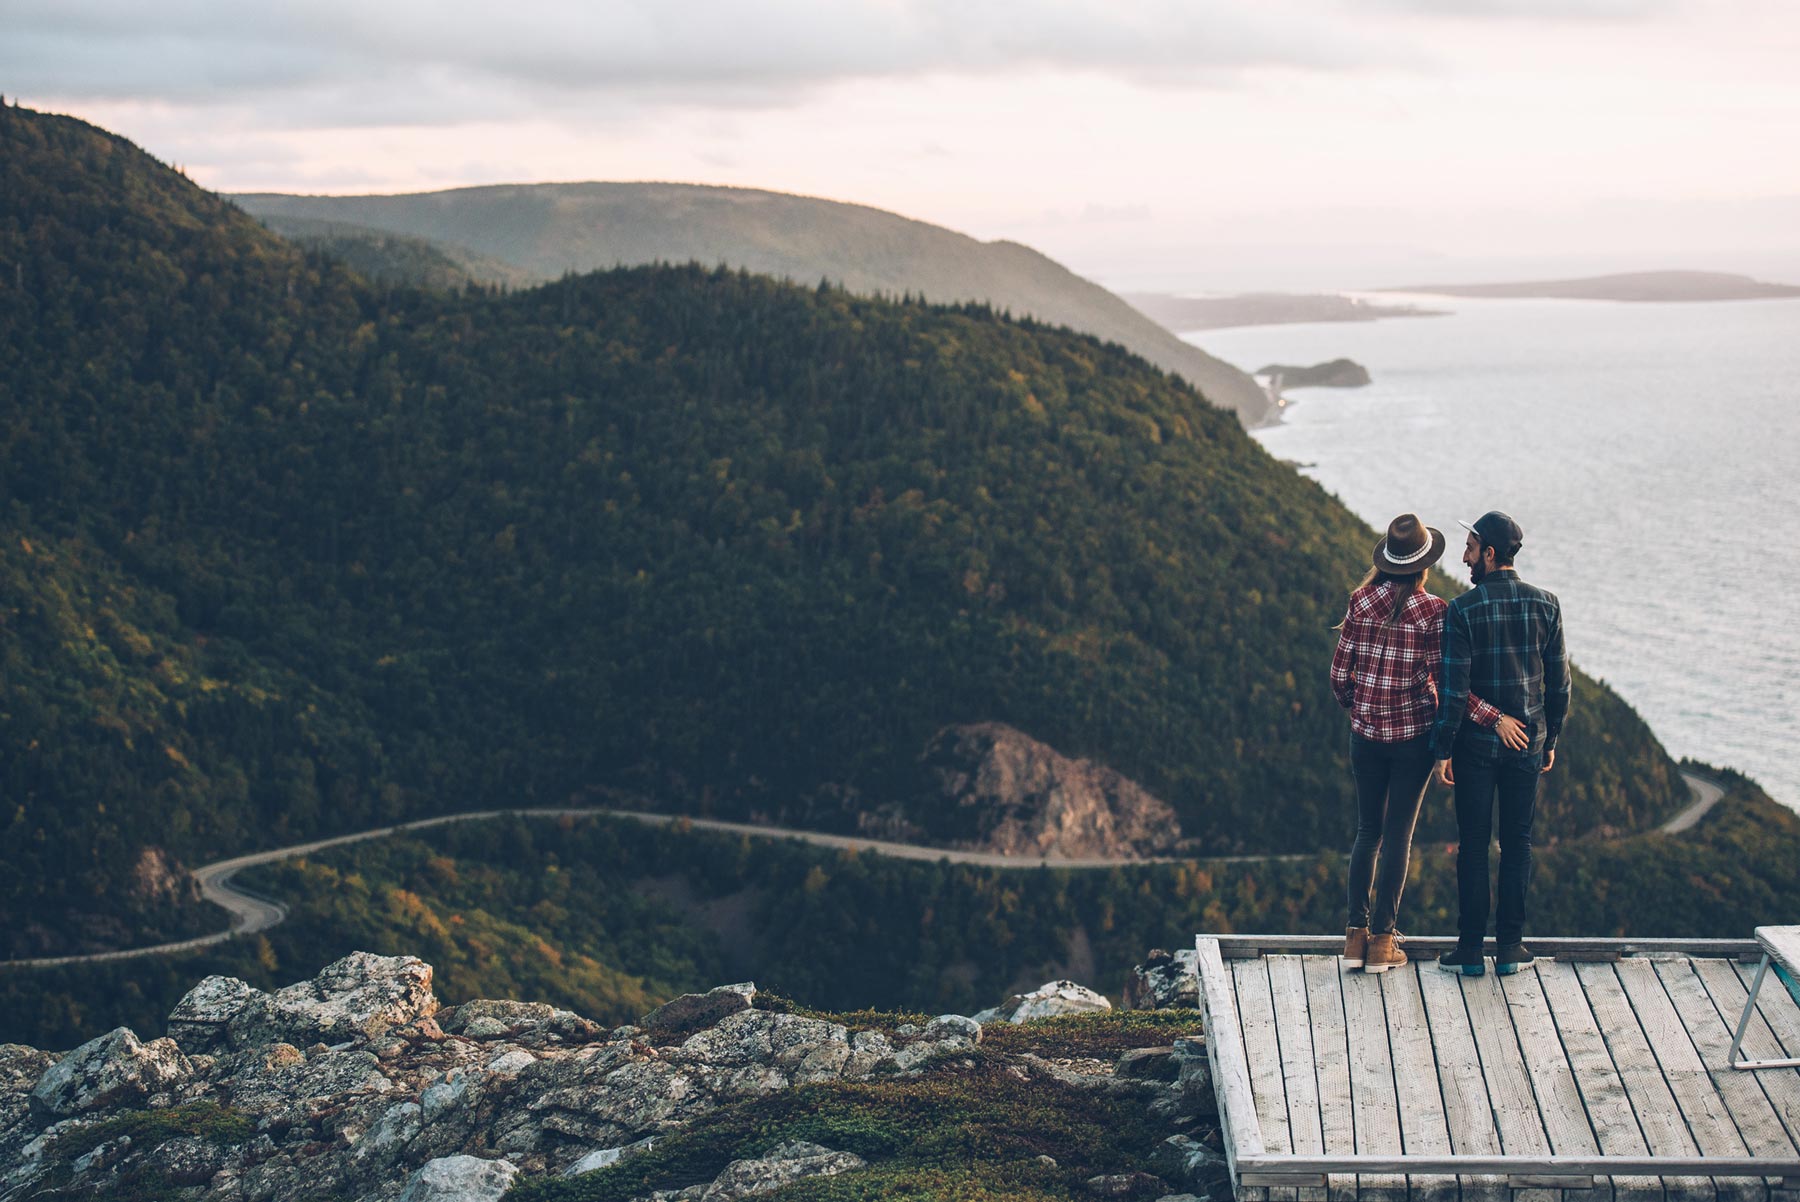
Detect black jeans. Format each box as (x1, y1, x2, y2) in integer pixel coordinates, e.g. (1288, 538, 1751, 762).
(1452, 733, 1543, 948)
(1346, 731, 1434, 935)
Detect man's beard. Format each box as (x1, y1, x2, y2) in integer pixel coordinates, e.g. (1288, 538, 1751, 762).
(1469, 559, 1487, 584)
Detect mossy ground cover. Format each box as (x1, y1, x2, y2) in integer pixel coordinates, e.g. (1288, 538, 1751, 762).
(509, 1011, 1203, 1202)
(33, 1101, 256, 1201)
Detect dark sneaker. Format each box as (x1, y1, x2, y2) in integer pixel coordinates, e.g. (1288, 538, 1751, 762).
(1495, 944, 1535, 976)
(1438, 946, 1486, 976)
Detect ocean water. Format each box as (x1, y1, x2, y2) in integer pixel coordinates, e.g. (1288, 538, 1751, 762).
(1188, 296, 1800, 812)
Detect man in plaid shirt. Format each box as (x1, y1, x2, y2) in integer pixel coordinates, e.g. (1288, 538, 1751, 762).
(1429, 511, 1570, 978)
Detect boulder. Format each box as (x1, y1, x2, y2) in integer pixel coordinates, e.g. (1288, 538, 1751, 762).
(696, 1140, 865, 1200)
(1150, 1134, 1228, 1190)
(397, 1154, 519, 1202)
(1116, 1047, 1178, 1081)
(30, 1027, 192, 1117)
(1123, 949, 1199, 1012)
(563, 1134, 657, 1176)
(638, 983, 756, 1035)
(441, 998, 596, 1044)
(921, 1015, 982, 1044)
(1086, 1171, 1170, 1196)
(167, 975, 260, 1052)
(228, 952, 437, 1047)
(0, 1043, 58, 1133)
(973, 980, 1112, 1024)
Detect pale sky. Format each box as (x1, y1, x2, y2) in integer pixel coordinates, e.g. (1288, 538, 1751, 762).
(8, 0, 1800, 290)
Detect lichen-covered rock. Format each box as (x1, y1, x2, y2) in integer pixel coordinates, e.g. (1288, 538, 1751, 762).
(30, 1027, 192, 1117)
(693, 1141, 865, 1201)
(440, 999, 597, 1046)
(676, 1010, 848, 1073)
(1116, 1047, 1178, 1081)
(0, 1043, 58, 1136)
(168, 975, 261, 1052)
(973, 980, 1112, 1024)
(228, 952, 437, 1048)
(562, 1134, 657, 1176)
(1124, 949, 1199, 1012)
(396, 1154, 519, 1202)
(922, 1015, 982, 1044)
(1150, 1133, 1228, 1191)
(638, 983, 756, 1035)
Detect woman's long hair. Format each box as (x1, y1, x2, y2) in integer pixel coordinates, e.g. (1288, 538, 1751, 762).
(1333, 567, 1426, 629)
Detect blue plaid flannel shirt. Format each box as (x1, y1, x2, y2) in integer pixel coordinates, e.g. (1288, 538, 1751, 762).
(1428, 570, 1570, 761)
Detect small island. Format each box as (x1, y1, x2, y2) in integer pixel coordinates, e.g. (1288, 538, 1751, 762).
(1257, 358, 1372, 390)
(1377, 269, 1800, 302)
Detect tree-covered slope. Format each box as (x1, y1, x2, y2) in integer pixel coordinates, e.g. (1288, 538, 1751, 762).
(0, 105, 1681, 957)
(234, 182, 1276, 423)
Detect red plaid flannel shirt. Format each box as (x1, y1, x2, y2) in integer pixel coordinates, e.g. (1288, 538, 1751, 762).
(1331, 581, 1501, 743)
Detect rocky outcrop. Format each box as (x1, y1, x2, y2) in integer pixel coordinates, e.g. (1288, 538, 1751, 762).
(875, 723, 1180, 859)
(167, 952, 437, 1053)
(0, 956, 986, 1202)
(973, 980, 1112, 1024)
(29, 1027, 192, 1117)
(659, 1140, 866, 1201)
(1123, 949, 1199, 1012)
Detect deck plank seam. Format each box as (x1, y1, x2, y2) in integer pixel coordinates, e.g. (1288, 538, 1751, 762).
(1666, 959, 1797, 1181)
(1694, 960, 1800, 1198)
(1617, 959, 1756, 1201)
(1550, 960, 1671, 1202)
(1611, 960, 1715, 1166)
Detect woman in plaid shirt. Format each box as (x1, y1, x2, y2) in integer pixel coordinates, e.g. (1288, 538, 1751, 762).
(1329, 514, 1527, 973)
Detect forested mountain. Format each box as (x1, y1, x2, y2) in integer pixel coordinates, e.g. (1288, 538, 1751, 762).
(255, 214, 537, 293)
(235, 183, 1276, 423)
(0, 105, 1681, 959)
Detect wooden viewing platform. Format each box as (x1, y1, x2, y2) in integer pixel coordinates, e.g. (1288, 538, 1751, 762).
(1195, 934, 1800, 1201)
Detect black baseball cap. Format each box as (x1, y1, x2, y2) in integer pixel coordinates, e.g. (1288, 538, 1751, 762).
(1458, 511, 1523, 560)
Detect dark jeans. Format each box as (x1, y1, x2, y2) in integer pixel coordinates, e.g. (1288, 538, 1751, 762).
(1346, 732, 1434, 935)
(1452, 733, 1543, 949)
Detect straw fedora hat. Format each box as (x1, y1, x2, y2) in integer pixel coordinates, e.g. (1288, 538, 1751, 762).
(1373, 513, 1446, 575)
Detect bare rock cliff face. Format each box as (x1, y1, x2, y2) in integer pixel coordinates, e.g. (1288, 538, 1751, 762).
(875, 722, 1181, 859)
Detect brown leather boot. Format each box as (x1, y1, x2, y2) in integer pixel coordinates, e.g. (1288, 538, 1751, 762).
(1343, 926, 1368, 969)
(1365, 932, 1408, 974)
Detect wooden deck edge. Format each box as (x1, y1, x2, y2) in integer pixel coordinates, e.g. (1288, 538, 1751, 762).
(1205, 933, 1761, 958)
(1195, 934, 1264, 1189)
(1235, 1153, 1800, 1177)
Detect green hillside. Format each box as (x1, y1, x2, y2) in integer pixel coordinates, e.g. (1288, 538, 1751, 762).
(255, 213, 538, 293)
(233, 182, 1276, 423)
(0, 105, 1680, 958)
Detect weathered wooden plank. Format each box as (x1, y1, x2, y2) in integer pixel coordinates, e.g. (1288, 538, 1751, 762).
(1506, 963, 1618, 1202)
(1341, 959, 1407, 1202)
(1614, 957, 1760, 1202)
(1695, 960, 1800, 1153)
(1197, 936, 1264, 1195)
(1237, 957, 1299, 1202)
(1268, 955, 1329, 1202)
(1303, 954, 1360, 1202)
(1374, 966, 1459, 1202)
(1538, 959, 1664, 1202)
(1658, 958, 1798, 1172)
(1578, 961, 1715, 1202)
(1460, 969, 1553, 1157)
(1416, 959, 1508, 1202)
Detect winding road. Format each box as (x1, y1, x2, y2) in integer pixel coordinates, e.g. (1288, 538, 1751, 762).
(4, 769, 1726, 970)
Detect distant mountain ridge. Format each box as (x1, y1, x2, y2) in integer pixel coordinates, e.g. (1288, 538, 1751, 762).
(235, 182, 1274, 424)
(1379, 269, 1800, 302)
